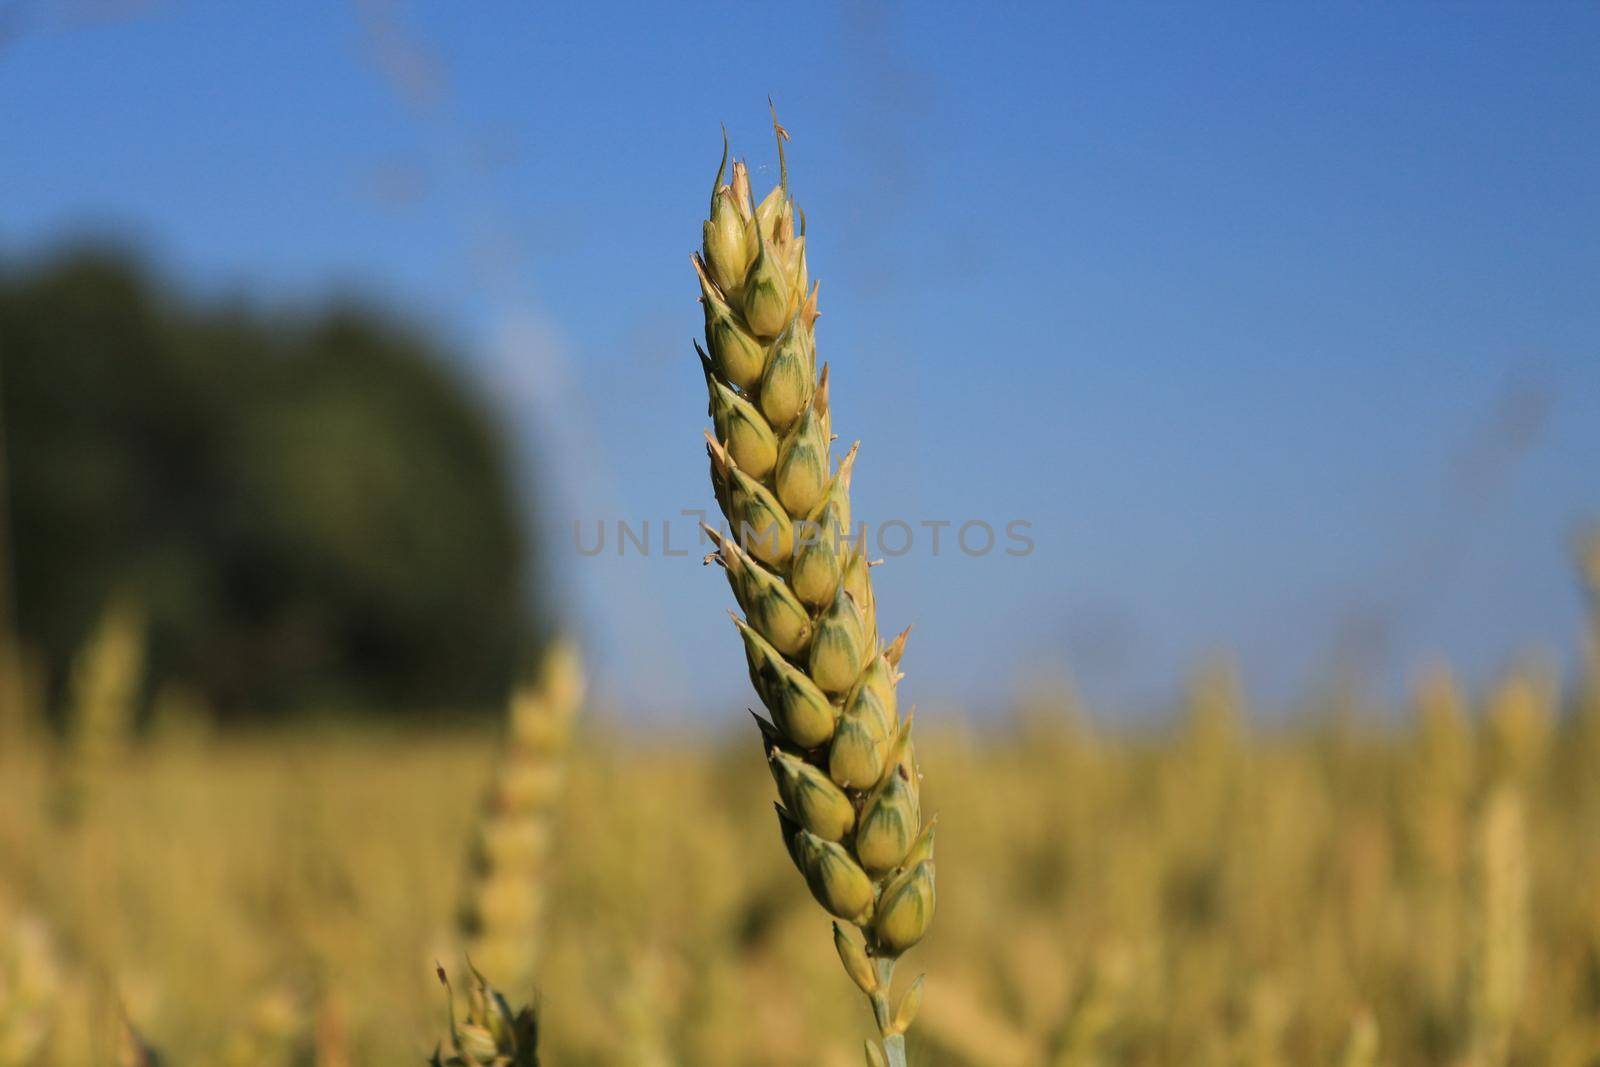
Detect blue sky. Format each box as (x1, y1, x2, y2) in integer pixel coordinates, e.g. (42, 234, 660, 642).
(3, 2, 1597, 722)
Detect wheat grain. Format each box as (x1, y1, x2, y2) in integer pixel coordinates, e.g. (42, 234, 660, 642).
(692, 110, 934, 1067)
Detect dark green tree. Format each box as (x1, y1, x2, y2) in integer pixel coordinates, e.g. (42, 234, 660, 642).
(0, 248, 539, 720)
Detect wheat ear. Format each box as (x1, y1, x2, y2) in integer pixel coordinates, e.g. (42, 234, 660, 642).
(429, 962, 539, 1067)
(692, 110, 935, 1067)
(458, 639, 585, 994)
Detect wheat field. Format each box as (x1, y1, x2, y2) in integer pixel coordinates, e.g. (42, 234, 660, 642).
(3, 9, 1595, 1066)
(3, 652, 1599, 1067)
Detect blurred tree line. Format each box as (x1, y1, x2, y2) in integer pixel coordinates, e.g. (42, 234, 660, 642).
(0, 248, 541, 722)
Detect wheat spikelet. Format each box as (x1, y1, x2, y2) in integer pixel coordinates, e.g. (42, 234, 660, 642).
(458, 639, 585, 993)
(692, 110, 934, 1067)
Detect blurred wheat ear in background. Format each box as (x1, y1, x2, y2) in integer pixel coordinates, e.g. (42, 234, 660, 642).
(694, 110, 935, 1067)
(458, 638, 586, 995)
(59, 597, 146, 822)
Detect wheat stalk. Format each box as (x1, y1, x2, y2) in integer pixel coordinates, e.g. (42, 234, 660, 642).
(692, 110, 935, 1067)
(458, 639, 585, 994)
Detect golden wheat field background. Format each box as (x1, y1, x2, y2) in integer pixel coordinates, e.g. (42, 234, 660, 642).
(4, 617, 1600, 1066)
(5, 6, 1600, 1067)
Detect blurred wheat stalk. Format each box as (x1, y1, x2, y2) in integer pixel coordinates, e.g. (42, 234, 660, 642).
(458, 639, 586, 995)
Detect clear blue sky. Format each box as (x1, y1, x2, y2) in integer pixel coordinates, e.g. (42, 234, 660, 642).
(3, 2, 1597, 722)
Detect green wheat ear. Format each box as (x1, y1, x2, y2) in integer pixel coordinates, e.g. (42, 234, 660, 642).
(692, 109, 934, 1067)
(429, 962, 540, 1067)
